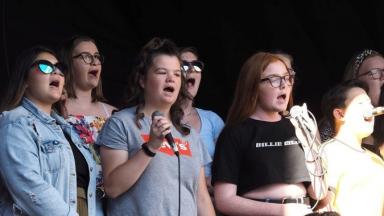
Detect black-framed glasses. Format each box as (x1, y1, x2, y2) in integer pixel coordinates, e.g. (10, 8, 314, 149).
(181, 60, 204, 73)
(358, 68, 384, 80)
(30, 60, 66, 75)
(260, 74, 295, 88)
(73, 52, 104, 65)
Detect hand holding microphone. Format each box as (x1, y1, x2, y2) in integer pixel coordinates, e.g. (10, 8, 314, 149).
(151, 111, 179, 156)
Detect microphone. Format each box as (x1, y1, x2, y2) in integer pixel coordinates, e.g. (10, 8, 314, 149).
(152, 111, 180, 157)
(290, 105, 306, 130)
(289, 104, 314, 134)
(364, 106, 384, 118)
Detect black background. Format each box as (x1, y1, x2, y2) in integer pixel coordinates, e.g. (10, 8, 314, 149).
(1, 0, 384, 121)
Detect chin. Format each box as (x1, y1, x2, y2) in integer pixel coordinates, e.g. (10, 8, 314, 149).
(49, 94, 63, 103)
(161, 98, 177, 106)
(273, 105, 288, 113)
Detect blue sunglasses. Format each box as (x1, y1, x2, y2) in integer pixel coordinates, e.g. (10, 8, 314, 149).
(31, 60, 66, 74)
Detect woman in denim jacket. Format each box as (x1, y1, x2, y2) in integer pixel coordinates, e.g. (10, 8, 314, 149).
(0, 46, 99, 216)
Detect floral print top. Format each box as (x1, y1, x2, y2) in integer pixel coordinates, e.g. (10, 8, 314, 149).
(66, 115, 106, 186)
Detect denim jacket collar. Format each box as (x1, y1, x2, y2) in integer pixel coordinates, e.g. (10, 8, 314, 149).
(21, 97, 57, 124)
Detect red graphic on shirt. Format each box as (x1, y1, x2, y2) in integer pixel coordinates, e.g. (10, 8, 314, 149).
(141, 134, 192, 157)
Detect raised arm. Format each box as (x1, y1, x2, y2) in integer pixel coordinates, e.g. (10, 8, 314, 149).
(99, 114, 171, 198)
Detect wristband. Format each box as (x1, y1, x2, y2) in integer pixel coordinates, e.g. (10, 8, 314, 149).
(142, 142, 156, 157)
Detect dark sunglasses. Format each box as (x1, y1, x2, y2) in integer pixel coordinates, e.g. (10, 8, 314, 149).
(181, 60, 204, 73)
(31, 60, 66, 74)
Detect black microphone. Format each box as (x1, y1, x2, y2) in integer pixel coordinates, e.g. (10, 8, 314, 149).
(152, 111, 180, 157)
(364, 106, 384, 118)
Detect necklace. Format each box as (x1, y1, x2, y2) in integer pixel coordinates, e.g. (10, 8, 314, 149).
(333, 138, 366, 153)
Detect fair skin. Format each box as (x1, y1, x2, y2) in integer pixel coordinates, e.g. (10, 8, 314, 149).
(100, 55, 215, 215)
(357, 55, 384, 106)
(180, 51, 202, 132)
(334, 88, 374, 146)
(323, 87, 374, 205)
(25, 52, 65, 114)
(65, 41, 115, 117)
(356, 56, 384, 145)
(180, 51, 217, 193)
(214, 60, 323, 215)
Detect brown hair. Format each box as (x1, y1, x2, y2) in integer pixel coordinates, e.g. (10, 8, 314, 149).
(124, 37, 192, 135)
(0, 46, 60, 112)
(343, 49, 383, 81)
(226, 52, 293, 126)
(58, 35, 105, 102)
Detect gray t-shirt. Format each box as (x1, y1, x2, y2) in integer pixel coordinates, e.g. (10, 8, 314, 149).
(96, 106, 211, 216)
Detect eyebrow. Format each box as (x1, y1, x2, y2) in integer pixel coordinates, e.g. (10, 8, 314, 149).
(264, 72, 291, 77)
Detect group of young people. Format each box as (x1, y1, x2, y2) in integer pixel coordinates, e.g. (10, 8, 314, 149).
(0, 34, 383, 216)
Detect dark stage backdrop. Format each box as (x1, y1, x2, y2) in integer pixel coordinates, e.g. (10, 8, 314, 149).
(1, 0, 384, 121)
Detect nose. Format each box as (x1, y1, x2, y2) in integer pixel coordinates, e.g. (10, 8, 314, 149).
(279, 77, 288, 88)
(185, 64, 195, 73)
(90, 57, 98, 66)
(380, 71, 384, 81)
(166, 72, 176, 82)
(52, 69, 64, 76)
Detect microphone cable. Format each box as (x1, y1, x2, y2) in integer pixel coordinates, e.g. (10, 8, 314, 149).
(289, 105, 328, 210)
(176, 152, 180, 216)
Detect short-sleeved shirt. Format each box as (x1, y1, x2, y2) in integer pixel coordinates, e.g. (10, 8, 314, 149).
(96, 106, 211, 216)
(195, 108, 224, 177)
(321, 139, 384, 216)
(212, 117, 310, 195)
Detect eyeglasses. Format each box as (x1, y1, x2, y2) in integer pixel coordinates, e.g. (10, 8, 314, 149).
(73, 52, 104, 65)
(358, 68, 384, 80)
(30, 60, 66, 75)
(181, 60, 204, 73)
(260, 74, 295, 88)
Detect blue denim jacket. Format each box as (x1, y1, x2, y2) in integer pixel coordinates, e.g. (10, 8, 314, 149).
(61, 122, 104, 216)
(0, 98, 101, 216)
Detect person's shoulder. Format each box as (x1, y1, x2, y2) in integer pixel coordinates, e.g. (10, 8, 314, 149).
(196, 108, 219, 116)
(100, 102, 118, 114)
(108, 106, 137, 122)
(196, 108, 224, 122)
(320, 139, 345, 158)
(0, 106, 31, 127)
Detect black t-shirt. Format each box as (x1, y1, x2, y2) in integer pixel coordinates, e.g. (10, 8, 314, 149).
(65, 133, 89, 189)
(212, 117, 310, 195)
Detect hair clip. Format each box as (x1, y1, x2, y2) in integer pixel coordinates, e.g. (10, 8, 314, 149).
(354, 49, 374, 76)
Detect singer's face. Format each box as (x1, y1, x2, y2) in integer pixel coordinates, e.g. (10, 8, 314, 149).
(72, 41, 102, 91)
(357, 56, 384, 106)
(258, 60, 292, 113)
(25, 52, 65, 108)
(180, 51, 201, 99)
(141, 55, 182, 107)
(342, 87, 374, 138)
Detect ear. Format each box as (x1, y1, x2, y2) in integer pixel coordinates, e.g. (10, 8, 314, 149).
(139, 76, 145, 89)
(333, 108, 345, 121)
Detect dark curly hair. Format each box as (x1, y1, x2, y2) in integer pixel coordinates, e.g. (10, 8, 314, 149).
(123, 37, 192, 135)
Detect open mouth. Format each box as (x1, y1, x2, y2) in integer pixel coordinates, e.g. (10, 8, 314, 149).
(164, 86, 175, 93)
(49, 80, 60, 87)
(187, 78, 196, 87)
(277, 93, 287, 100)
(89, 70, 98, 77)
